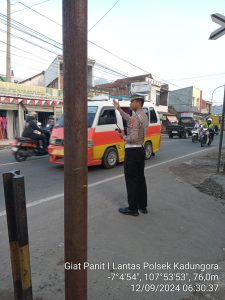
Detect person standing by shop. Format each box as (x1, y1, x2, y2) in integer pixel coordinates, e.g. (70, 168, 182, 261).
(113, 96, 149, 216)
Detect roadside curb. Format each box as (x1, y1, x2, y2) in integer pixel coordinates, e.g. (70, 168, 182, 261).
(0, 140, 13, 150)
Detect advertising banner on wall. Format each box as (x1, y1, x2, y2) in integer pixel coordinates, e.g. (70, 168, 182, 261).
(130, 81, 150, 96)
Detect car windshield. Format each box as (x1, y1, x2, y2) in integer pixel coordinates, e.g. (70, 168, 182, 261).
(54, 106, 98, 128)
(88, 106, 98, 128)
(55, 115, 64, 128)
(180, 117, 194, 124)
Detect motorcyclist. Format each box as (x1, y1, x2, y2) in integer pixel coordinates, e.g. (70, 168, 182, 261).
(206, 117, 214, 129)
(44, 115, 55, 133)
(204, 117, 214, 141)
(22, 111, 48, 149)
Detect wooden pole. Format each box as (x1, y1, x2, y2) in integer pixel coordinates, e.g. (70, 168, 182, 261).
(63, 0, 88, 299)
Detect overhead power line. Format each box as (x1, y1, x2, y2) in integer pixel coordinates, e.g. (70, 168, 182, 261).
(88, 0, 120, 32)
(13, 1, 61, 26)
(169, 72, 225, 81)
(1, 5, 183, 88)
(2, 3, 179, 86)
(0, 13, 61, 47)
(12, 0, 50, 14)
(0, 28, 60, 55)
(0, 40, 54, 63)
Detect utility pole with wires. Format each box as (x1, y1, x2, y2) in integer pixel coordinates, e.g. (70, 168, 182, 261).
(63, 0, 87, 299)
(209, 13, 225, 173)
(6, 0, 11, 82)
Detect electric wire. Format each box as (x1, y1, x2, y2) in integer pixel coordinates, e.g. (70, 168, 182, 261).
(88, 0, 120, 32)
(14, 1, 61, 26)
(0, 28, 60, 55)
(12, 0, 50, 14)
(0, 13, 62, 48)
(0, 40, 55, 63)
(2, 2, 176, 86)
(2, 3, 222, 95)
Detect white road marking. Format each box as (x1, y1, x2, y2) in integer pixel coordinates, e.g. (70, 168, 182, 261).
(0, 147, 213, 217)
(0, 162, 19, 167)
(0, 193, 64, 217)
(0, 156, 48, 167)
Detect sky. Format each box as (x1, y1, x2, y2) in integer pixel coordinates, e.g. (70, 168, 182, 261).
(1, 0, 225, 105)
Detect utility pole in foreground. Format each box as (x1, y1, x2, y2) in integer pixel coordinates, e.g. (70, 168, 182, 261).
(63, 0, 88, 299)
(6, 0, 11, 82)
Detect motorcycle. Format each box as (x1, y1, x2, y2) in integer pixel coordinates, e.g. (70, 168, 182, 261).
(214, 125, 219, 135)
(199, 128, 214, 147)
(191, 128, 200, 143)
(12, 124, 50, 162)
(191, 124, 203, 143)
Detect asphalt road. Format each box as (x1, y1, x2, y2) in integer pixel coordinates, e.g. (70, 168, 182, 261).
(0, 134, 225, 300)
(0, 135, 222, 212)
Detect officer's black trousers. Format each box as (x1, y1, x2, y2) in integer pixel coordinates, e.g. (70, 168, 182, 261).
(124, 147, 147, 211)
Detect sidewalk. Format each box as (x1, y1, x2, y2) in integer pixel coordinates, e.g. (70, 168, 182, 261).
(0, 151, 225, 300)
(0, 139, 13, 150)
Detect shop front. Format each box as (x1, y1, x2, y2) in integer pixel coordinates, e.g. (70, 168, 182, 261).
(0, 97, 63, 141)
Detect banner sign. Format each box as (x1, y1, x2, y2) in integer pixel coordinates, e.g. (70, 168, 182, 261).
(0, 82, 63, 99)
(130, 81, 150, 95)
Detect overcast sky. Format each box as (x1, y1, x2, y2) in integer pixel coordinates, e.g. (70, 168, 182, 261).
(1, 0, 225, 104)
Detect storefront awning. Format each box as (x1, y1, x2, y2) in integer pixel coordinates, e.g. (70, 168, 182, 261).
(0, 96, 63, 106)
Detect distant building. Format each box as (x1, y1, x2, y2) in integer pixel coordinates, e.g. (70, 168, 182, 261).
(95, 74, 169, 106)
(168, 86, 200, 113)
(94, 78, 111, 86)
(200, 99, 212, 115)
(44, 55, 95, 89)
(168, 86, 211, 115)
(95, 74, 152, 98)
(19, 71, 45, 86)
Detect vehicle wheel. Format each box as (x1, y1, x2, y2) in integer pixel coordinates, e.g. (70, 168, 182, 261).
(183, 131, 188, 139)
(144, 141, 153, 160)
(200, 137, 205, 147)
(14, 149, 27, 162)
(192, 136, 196, 143)
(102, 147, 118, 169)
(168, 134, 173, 139)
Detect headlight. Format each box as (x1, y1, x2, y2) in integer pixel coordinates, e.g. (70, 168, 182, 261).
(50, 138, 56, 145)
(88, 140, 93, 148)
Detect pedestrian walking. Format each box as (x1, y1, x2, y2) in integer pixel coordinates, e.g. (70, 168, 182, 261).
(113, 96, 149, 216)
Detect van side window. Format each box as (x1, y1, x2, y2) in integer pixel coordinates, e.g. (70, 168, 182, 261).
(143, 107, 149, 121)
(149, 107, 158, 123)
(121, 107, 131, 135)
(98, 108, 117, 125)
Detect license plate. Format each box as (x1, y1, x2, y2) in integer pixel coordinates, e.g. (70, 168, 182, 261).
(12, 147, 18, 152)
(51, 149, 64, 155)
(172, 131, 178, 133)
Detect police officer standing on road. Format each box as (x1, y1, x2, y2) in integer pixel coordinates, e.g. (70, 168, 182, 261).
(113, 96, 149, 216)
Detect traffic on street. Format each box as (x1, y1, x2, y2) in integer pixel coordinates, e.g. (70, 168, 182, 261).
(0, 134, 220, 213)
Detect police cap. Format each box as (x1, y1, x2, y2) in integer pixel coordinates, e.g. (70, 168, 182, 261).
(130, 95, 145, 106)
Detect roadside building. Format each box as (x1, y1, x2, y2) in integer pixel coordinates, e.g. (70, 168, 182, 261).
(20, 71, 45, 87)
(44, 55, 95, 89)
(95, 74, 169, 106)
(0, 81, 63, 140)
(168, 86, 212, 117)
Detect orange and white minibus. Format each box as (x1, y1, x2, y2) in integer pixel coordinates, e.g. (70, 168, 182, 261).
(48, 98, 161, 168)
